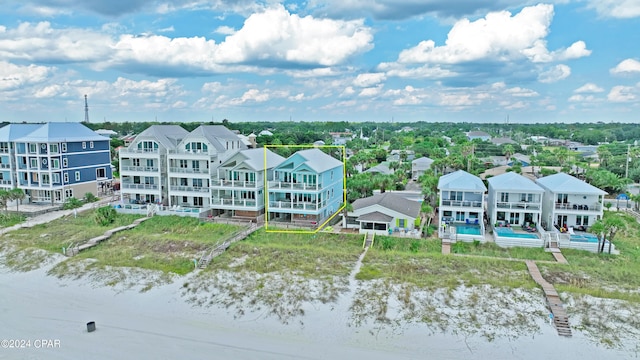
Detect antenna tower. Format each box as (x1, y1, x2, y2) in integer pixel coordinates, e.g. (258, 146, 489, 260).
(84, 94, 90, 123)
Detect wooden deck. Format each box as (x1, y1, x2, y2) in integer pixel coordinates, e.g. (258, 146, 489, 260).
(525, 260, 572, 337)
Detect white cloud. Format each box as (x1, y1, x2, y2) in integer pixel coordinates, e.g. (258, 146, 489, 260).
(215, 26, 236, 35)
(504, 87, 539, 97)
(158, 26, 175, 33)
(377, 62, 455, 78)
(611, 59, 640, 75)
(538, 64, 571, 83)
(353, 73, 386, 87)
(0, 61, 51, 91)
(396, 4, 587, 65)
(358, 86, 383, 97)
(607, 85, 636, 102)
(574, 83, 604, 93)
(568, 94, 597, 102)
(586, 0, 640, 19)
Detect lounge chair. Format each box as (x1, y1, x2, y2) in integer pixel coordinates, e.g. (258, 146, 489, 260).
(466, 219, 470, 225)
(568, 227, 575, 235)
(474, 219, 479, 225)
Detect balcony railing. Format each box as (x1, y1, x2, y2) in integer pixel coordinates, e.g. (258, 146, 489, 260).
(168, 149, 216, 156)
(268, 200, 327, 211)
(210, 178, 259, 188)
(168, 167, 208, 174)
(555, 203, 601, 211)
(0, 148, 9, 153)
(0, 179, 12, 185)
(121, 183, 159, 190)
(496, 201, 541, 210)
(121, 165, 159, 172)
(120, 148, 159, 154)
(211, 197, 259, 208)
(169, 186, 210, 193)
(441, 200, 483, 208)
(268, 181, 322, 191)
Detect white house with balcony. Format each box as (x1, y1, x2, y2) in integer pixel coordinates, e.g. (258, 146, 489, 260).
(536, 173, 606, 232)
(486, 171, 544, 238)
(166, 125, 246, 210)
(411, 156, 433, 180)
(437, 170, 487, 241)
(267, 148, 344, 227)
(119, 125, 189, 206)
(210, 148, 284, 220)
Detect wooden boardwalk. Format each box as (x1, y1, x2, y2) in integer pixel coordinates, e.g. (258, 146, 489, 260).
(197, 223, 260, 269)
(525, 260, 572, 337)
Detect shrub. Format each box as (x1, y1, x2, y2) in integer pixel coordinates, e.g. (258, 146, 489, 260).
(381, 237, 394, 250)
(84, 192, 99, 203)
(473, 239, 481, 247)
(409, 240, 420, 253)
(94, 206, 117, 226)
(452, 241, 466, 254)
(62, 197, 83, 210)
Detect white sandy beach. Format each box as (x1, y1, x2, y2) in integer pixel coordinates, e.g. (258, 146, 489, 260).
(1, 262, 635, 360)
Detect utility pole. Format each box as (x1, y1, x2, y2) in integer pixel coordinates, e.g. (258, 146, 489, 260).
(626, 144, 631, 179)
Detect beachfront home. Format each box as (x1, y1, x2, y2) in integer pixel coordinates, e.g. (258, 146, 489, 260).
(437, 170, 487, 241)
(344, 192, 421, 236)
(412, 156, 434, 180)
(210, 148, 284, 221)
(487, 172, 544, 228)
(166, 125, 246, 210)
(536, 173, 606, 232)
(119, 125, 189, 206)
(0, 124, 41, 190)
(12, 123, 112, 203)
(466, 131, 491, 142)
(267, 148, 344, 227)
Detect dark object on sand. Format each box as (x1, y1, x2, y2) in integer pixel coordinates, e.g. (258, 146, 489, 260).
(87, 321, 96, 332)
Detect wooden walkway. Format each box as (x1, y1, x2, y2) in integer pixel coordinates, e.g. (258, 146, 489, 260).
(364, 232, 374, 248)
(197, 223, 260, 269)
(525, 260, 572, 337)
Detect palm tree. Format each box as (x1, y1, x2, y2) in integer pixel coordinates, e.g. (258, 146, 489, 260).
(503, 144, 515, 163)
(9, 188, 25, 213)
(590, 220, 606, 254)
(0, 189, 10, 215)
(602, 214, 626, 254)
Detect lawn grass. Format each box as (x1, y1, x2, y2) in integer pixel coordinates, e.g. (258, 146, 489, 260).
(0, 213, 26, 228)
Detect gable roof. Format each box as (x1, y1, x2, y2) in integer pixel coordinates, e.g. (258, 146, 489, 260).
(356, 211, 394, 223)
(365, 163, 392, 175)
(536, 173, 607, 195)
(491, 137, 517, 145)
(438, 170, 487, 192)
(352, 192, 421, 218)
(134, 125, 189, 149)
(221, 148, 285, 171)
(184, 125, 247, 152)
(13, 123, 107, 142)
(292, 148, 343, 173)
(487, 172, 544, 192)
(412, 156, 434, 166)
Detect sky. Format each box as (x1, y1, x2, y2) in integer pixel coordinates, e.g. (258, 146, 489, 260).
(0, 1, 639, 124)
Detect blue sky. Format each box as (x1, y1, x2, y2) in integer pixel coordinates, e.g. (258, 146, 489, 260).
(1, 1, 639, 124)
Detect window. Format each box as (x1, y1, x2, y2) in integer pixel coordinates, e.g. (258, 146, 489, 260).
(398, 219, 406, 228)
(132, 158, 140, 167)
(42, 174, 50, 185)
(51, 159, 60, 169)
(50, 144, 59, 153)
(192, 161, 199, 170)
(90, 141, 94, 149)
(29, 143, 37, 153)
(65, 189, 73, 198)
(30, 158, 38, 168)
(61, 143, 67, 152)
(63, 173, 69, 183)
(557, 193, 568, 204)
(52, 173, 60, 184)
(331, 171, 334, 180)
(82, 142, 87, 149)
(146, 159, 154, 168)
(179, 160, 188, 168)
(96, 168, 106, 178)
(182, 196, 188, 204)
(75, 171, 80, 181)
(500, 192, 509, 202)
(193, 179, 203, 188)
(449, 191, 463, 201)
(180, 178, 188, 186)
(63, 158, 68, 168)
(194, 197, 203, 206)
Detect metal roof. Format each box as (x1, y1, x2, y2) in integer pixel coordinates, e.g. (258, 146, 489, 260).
(437, 170, 487, 192)
(536, 173, 607, 195)
(134, 125, 189, 149)
(0, 124, 42, 141)
(293, 148, 343, 173)
(487, 172, 544, 192)
(352, 192, 421, 218)
(12, 123, 107, 142)
(356, 211, 394, 223)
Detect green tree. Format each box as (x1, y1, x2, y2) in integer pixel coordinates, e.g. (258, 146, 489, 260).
(0, 189, 10, 214)
(94, 205, 117, 226)
(9, 188, 25, 213)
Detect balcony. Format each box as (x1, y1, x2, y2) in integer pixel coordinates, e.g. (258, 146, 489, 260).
(268, 181, 322, 191)
(496, 201, 541, 211)
(168, 167, 209, 174)
(120, 148, 159, 154)
(121, 165, 159, 172)
(211, 197, 259, 208)
(441, 199, 483, 208)
(210, 178, 259, 188)
(0, 179, 12, 185)
(121, 183, 159, 190)
(0, 163, 10, 169)
(169, 185, 210, 193)
(268, 200, 327, 211)
(555, 203, 601, 211)
(168, 149, 216, 156)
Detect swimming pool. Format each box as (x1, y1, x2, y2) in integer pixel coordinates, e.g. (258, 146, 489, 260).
(570, 233, 599, 243)
(454, 225, 482, 235)
(495, 227, 539, 239)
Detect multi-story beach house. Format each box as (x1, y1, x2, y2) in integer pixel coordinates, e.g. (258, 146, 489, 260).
(411, 156, 434, 180)
(119, 125, 189, 205)
(0, 124, 41, 190)
(9, 122, 112, 203)
(166, 125, 246, 210)
(210, 148, 284, 220)
(437, 170, 487, 240)
(536, 172, 606, 232)
(486, 172, 544, 227)
(267, 148, 344, 226)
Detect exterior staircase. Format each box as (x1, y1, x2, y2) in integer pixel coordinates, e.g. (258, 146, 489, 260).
(525, 260, 572, 337)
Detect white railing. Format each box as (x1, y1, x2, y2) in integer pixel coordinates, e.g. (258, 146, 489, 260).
(121, 183, 159, 190)
(268, 200, 327, 211)
(168, 149, 216, 156)
(168, 167, 208, 174)
(210, 178, 259, 188)
(554, 203, 601, 211)
(441, 200, 483, 208)
(121, 166, 158, 172)
(120, 148, 159, 154)
(211, 198, 259, 208)
(496, 201, 541, 210)
(169, 186, 210, 193)
(268, 181, 322, 191)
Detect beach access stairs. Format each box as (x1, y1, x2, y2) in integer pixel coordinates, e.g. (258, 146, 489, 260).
(197, 223, 260, 269)
(525, 260, 572, 337)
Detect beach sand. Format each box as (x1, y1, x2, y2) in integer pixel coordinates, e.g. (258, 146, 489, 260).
(1, 261, 635, 360)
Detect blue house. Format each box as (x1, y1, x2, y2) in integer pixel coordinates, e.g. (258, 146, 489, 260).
(267, 149, 344, 226)
(0, 124, 41, 190)
(12, 123, 112, 203)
